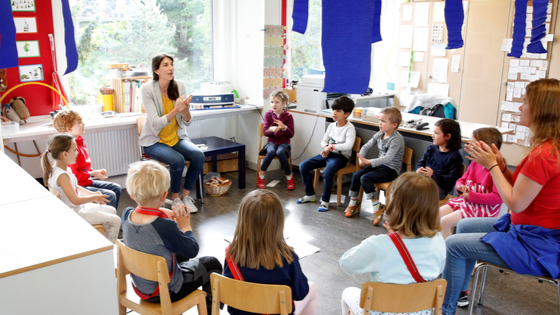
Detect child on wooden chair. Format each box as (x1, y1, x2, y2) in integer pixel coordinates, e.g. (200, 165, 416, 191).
(41, 133, 121, 243)
(439, 127, 504, 239)
(53, 110, 122, 209)
(340, 172, 445, 315)
(259, 90, 295, 190)
(224, 190, 318, 315)
(122, 160, 222, 314)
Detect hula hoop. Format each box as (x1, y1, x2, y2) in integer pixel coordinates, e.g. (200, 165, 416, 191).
(0, 82, 69, 107)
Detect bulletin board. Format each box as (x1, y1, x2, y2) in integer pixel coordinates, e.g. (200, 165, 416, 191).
(499, 0, 556, 147)
(263, 25, 286, 98)
(395, 1, 469, 110)
(0, 0, 56, 116)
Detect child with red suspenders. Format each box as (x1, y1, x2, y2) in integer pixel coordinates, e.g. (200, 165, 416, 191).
(121, 161, 222, 314)
(339, 172, 446, 315)
(224, 190, 318, 315)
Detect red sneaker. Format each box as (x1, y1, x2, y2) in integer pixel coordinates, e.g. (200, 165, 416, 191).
(257, 176, 266, 189)
(287, 177, 295, 190)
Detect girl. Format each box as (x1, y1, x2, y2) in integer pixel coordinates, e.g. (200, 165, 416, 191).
(140, 53, 205, 213)
(224, 190, 318, 315)
(340, 172, 446, 315)
(439, 127, 503, 239)
(416, 118, 463, 200)
(259, 90, 295, 190)
(41, 133, 121, 243)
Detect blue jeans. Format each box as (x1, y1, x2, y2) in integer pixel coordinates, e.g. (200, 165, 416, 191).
(442, 217, 510, 315)
(143, 139, 205, 193)
(260, 143, 292, 175)
(85, 180, 121, 209)
(299, 153, 348, 203)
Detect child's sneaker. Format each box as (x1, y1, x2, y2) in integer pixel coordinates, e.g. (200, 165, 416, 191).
(297, 195, 316, 203)
(287, 177, 295, 190)
(318, 201, 329, 212)
(257, 176, 266, 189)
(457, 290, 469, 307)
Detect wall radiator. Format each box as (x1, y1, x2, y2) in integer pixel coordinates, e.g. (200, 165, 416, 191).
(84, 121, 202, 177)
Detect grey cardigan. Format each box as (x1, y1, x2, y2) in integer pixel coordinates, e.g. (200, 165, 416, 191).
(139, 80, 192, 147)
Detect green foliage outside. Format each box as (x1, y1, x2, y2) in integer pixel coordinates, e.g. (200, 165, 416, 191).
(69, 0, 212, 106)
(290, 0, 323, 83)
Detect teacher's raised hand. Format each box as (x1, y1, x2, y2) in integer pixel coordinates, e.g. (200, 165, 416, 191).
(465, 140, 503, 170)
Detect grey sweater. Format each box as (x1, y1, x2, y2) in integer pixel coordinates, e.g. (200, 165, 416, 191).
(359, 131, 405, 173)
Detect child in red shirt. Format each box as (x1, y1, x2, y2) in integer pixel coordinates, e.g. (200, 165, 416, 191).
(53, 110, 121, 209)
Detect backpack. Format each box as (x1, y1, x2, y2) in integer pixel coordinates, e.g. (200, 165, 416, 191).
(419, 104, 445, 118)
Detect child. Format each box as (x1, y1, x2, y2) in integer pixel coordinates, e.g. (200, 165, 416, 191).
(122, 160, 222, 313)
(344, 106, 404, 223)
(259, 90, 295, 190)
(41, 133, 121, 243)
(439, 127, 504, 239)
(298, 96, 356, 212)
(53, 110, 121, 209)
(416, 118, 463, 200)
(224, 190, 318, 315)
(339, 172, 446, 315)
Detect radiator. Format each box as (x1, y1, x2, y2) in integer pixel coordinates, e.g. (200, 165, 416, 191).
(83, 121, 202, 177)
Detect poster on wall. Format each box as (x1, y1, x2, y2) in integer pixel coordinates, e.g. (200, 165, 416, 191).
(19, 64, 43, 82)
(14, 17, 38, 34)
(11, 0, 35, 12)
(16, 41, 40, 58)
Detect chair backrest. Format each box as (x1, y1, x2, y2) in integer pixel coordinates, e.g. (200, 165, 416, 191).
(351, 136, 362, 166)
(360, 279, 447, 315)
(258, 122, 265, 152)
(137, 116, 146, 137)
(403, 147, 413, 172)
(210, 273, 293, 315)
(116, 239, 173, 308)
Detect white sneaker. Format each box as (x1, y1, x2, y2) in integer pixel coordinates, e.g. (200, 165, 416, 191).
(171, 198, 184, 210)
(183, 196, 198, 213)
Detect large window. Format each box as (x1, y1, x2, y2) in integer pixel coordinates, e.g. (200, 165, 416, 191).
(289, 0, 322, 83)
(69, 0, 212, 105)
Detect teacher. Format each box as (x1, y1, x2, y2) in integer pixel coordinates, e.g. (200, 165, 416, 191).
(442, 78, 560, 315)
(139, 53, 205, 213)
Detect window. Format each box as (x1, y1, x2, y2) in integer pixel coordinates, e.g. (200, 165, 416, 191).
(289, 0, 322, 83)
(69, 0, 213, 105)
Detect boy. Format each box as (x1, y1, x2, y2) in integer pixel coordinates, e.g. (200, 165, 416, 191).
(298, 96, 356, 212)
(53, 110, 121, 209)
(122, 160, 221, 313)
(344, 106, 404, 224)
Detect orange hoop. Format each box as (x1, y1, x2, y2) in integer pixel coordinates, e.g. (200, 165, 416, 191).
(0, 82, 69, 107)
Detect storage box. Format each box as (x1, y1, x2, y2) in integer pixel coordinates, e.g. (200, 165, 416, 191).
(296, 75, 326, 114)
(202, 153, 240, 174)
(1, 121, 19, 134)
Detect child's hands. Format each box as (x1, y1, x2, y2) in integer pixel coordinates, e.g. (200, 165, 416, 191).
(172, 203, 192, 233)
(357, 154, 371, 166)
(91, 169, 108, 180)
(383, 221, 394, 233)
(269, 126, 279, 133)
(423, 167, 433, 177)
(92, 192, 110, 205)
(321, 146, 331, 158)
(457, 185, 469, 193)
(160, 208, 175, 218)
(274, 120, 286, 130)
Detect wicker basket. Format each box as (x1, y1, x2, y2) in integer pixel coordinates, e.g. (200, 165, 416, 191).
(204, 181, 232, 196)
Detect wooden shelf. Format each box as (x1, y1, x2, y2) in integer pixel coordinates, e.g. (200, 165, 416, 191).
(111, 76, 152, 113)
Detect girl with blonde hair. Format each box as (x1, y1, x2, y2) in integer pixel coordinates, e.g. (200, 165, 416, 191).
(224, 190, 318, 315)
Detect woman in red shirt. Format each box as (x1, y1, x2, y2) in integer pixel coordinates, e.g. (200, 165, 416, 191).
(442, 79, 560, 315)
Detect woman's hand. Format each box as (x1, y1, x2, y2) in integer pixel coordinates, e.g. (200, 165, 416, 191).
(175, 95, 188, 112)
(465, 141, 499, 169)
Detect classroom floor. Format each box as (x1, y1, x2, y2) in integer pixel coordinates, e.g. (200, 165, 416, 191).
(112, 168, 558, 315)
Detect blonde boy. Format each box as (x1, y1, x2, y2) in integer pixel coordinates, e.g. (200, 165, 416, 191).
(122, 161, 221, 312)
(344, 107, 405, 224)
(53, 110, 121, 209)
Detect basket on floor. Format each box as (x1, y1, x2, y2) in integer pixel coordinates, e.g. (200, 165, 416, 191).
(204, 175, 232, 196)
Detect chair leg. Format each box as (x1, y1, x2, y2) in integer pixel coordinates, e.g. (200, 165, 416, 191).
(337, 173, 342, 206)
(256, 157, 262, 183)
(198, 294, 208, 315)
(478, 267, 489, 306)
(313, 169, 320, 191)
(469, 264, 483, 315)
(357, 187, 364, 204)
(118, 304, 127, 315)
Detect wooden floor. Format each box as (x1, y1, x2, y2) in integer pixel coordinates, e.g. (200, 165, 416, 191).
(113, 168, 558, 315)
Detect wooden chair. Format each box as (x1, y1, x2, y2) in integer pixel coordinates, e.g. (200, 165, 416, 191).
(137, 116, 204, 204)
(313, 136, 362, 206)
(210, 273, 293, 315)
(439, 164, 466, 206)
(359, 279, 447, 315)
(256, 122, 293, 182)
(116, 239, 208, 315)
(468, 262, 560, 315)
(49, 187, 107, 236)
(357, 147, 413, 225)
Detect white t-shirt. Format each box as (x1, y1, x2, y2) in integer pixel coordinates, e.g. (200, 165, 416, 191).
(320, 121, 356, 159)
(48, 166, 82, 212)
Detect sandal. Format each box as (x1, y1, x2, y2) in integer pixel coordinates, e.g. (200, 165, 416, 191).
(372, 205, 385, 226)
(344, 202, 361, 218)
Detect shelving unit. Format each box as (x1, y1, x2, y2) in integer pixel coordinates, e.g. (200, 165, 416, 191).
(111, 76, 152, 113)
